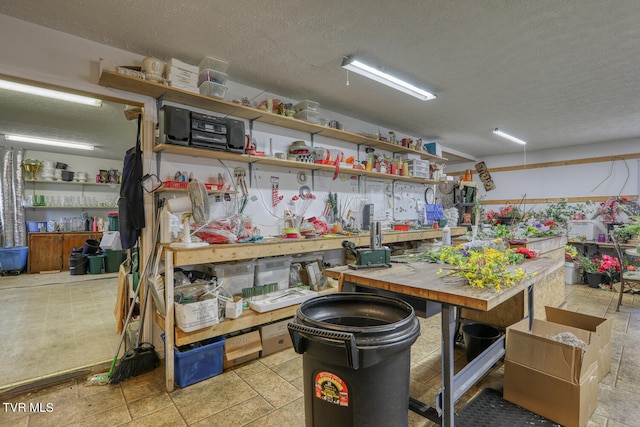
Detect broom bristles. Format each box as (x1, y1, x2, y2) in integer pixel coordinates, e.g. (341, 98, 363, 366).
(109, 344, 159, 384)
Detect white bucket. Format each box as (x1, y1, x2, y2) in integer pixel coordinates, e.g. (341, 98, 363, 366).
(564, 262, 582, 284)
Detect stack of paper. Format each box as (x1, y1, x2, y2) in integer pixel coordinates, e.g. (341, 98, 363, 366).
(166, 58, 198, 92)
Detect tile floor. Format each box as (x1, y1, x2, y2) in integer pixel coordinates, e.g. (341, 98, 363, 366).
(0, 272, 121, 388)
(1, 279, 639, 426)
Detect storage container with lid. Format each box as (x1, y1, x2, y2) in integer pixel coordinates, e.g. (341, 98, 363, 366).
(199, 56, 229, 73)
(198, 69, 228, 86)
(293, 109, 320, 124)
(293, 99, 319, 113)
(199, 81, 228, 99)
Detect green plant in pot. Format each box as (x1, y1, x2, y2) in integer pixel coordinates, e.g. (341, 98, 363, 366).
(612, 219, 640, 242)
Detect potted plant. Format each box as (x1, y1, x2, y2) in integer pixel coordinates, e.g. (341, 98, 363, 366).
(612, 220, 640, 243)
(596, 254, 621, 287)
(564, 245, 583, 284)
(578, 253, 605, 288)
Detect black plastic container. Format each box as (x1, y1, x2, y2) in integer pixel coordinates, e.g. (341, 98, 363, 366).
(69, 252, 87, 275)
(82, 239, 101, 255)
(288, 293, 420, 427)
(462, 323, 501, 362)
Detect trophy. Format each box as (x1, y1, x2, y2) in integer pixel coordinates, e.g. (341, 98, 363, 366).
(22, 159, 41, 180)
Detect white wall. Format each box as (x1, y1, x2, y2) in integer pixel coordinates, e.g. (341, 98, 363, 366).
(450, 138, 639, 215)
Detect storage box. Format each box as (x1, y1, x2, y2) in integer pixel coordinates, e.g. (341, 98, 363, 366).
(255, 256, 292, 290)
(0, 246, 28, 272)
(164, 335, 225, 388)
(198, 69, 228, 86)
(504, 316, 601, 427)
(199, 81, 227, 99)
(209, 260, 256, 296)
(293, 109, 320, 123)
(174, 298, 219, 332)
(424, 142, 442, 157)
(223, 330, 262, 369)
(293, 99, 319, 112)
(564, 262, 583, 285)
(260, 318, 293, 356)
(199, 56, 229, 73)
(544, 306, 612, 381)
(225, 296, 244, 319)
(568, 220, 606, 241)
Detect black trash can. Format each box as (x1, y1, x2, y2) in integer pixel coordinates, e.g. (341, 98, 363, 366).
(462, 323, 501, 362)
(69, 248, 87, 275)
(288, 292, 420, 427)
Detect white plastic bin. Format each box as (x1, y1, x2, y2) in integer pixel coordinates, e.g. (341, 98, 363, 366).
(255, 256, 292, 290)
(210, 260, 256, 296)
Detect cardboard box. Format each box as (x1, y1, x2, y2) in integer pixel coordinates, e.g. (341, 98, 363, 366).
(225, 296, 244, 319)
(260, 318, 293, 356)
(504, 360, 598, 427)
(545, 306, 612, 381)
(504, 317, 601, 427)
(223, 330, 262, 369)
(174, 298, 218, 333)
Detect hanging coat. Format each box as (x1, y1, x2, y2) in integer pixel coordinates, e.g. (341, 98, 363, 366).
(118, 115, 145, 249)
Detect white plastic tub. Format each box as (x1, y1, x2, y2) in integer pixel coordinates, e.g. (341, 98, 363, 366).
(255, 256, 292, 290)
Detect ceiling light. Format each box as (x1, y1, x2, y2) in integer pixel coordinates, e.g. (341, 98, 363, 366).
(493, 128, 527, 145)
(341, 56, 436, 101)
(5, 134, 95, 151)
(0, 79, 103, 107)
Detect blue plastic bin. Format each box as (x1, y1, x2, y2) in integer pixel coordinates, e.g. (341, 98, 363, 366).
(0, 246, 28, 273)
(162, 334, 225, 388)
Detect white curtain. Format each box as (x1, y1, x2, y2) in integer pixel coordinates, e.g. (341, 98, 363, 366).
(0, 147, 26, 247)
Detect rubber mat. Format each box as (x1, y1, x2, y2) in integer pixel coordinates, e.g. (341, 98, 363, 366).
(455, 388, 561, 427)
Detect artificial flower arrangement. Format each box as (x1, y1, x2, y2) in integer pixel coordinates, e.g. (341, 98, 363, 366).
(428, 242, 536, 292)
(565, 244, 580, 264)
(595, 196, 629, 223)
(485, 205, 526, 225)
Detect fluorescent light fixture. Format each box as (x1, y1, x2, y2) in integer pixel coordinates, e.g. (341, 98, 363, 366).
(5, 134, 95, 151)
(0, 79, 102, 107)
(493, 128, 527, 145)
(341, 56, 436, 101)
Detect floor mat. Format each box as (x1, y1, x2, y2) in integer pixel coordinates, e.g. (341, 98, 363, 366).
(455, 388, 560, 427)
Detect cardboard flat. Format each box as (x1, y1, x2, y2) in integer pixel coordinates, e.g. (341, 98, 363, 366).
(544, 306, 612, 381)
(223, 330, 262, 369)
(174, 298, 218, 333)
(506, 317, 598, 384)
(259, 318, 293, 356)
(504, 360, 598, 427)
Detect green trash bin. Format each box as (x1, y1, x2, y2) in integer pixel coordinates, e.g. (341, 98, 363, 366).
(87, 254, 107, 274)
(104, 250, 124, 273)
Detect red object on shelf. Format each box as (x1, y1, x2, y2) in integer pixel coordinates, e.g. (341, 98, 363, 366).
(393, 224, 410, 231)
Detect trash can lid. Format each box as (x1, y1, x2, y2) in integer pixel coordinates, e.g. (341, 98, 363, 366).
(294, 292, 420, 347)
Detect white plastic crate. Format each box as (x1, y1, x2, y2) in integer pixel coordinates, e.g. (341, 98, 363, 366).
(255, 256, 292, 290)
(568, 220, 606, 241)
(209, 260, 256, 296)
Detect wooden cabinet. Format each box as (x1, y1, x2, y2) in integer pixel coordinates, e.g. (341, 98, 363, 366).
(28, 232, 103, 273)
(28, 233, 62, 273)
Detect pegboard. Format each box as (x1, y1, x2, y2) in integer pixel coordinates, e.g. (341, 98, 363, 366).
(393, 181, 427, 221)
(365, 179, 392, 220)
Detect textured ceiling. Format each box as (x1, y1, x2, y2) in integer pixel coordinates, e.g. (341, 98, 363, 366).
(1, 1, 640, 162)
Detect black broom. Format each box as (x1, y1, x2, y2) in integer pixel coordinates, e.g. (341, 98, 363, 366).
(109, 277, 159, 383)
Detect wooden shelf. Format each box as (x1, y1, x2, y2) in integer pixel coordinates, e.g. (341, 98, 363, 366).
(25, 179, 119, 188)
(161, 227, 466, 267)
(26, 205, 117, 209)
(154, 143, 440, 184)
(99, 70, 448, 163)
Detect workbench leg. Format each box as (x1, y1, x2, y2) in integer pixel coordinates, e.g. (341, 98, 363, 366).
(165, 250, 175, 392)
(441, 304, 455, 427)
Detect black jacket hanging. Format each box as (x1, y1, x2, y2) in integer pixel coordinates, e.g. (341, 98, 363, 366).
(118, 115, 145, 249)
